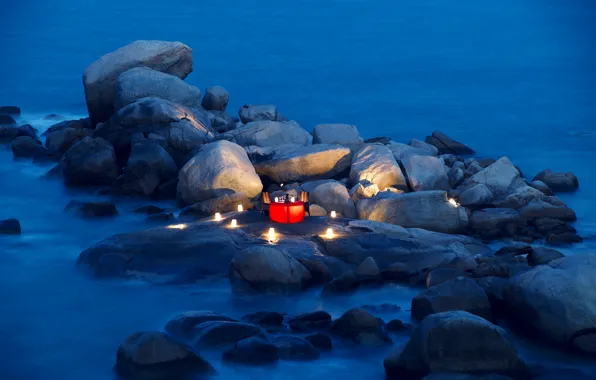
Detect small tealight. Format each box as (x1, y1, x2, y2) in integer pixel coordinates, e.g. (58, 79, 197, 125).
(274, 197, 279, 203)
(268, 227, 275, 239)
(230, 219, 237, 228)
(330, 211, 337, 218)
(290, 196, 295, 202)
(448, 198, 459, 207)
(325, 228, 334, 238)
(237, 204, 243, 212)
(215, 212, 222, 221)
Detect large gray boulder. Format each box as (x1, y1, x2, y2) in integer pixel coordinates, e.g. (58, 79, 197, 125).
(311, 181, 357, 218)
(350, 144, 408, 191)
(519, 199, 576, 222)
(230, 246, 312, 295)
(384, 311, 526, 379)
(349, 182, 380, 203)
(533, 169, 578, 192)
(503, 254, 596, 355)
(84, 40, 193, 126)
(178, 140, 262, 205)
(461, 157, 524, 199)
(207, 110, 238, 133)
(458, 184, 494, 207)
(254, 144, 351, 183)
(201, 86, 229, 111)
(357, 191, 468, 234)
(94, 97, 215, 165)
(410, 138, 439, 155)
(114, 67, 201, 111)
(388, 141, 436, 161)
(411, 277, 492, 321)
(493, 185, 545, 209)
(238, 104, 278, 123)
(219, 120, 311, 147)
(312, 124, 364, 152)
(402, 155, 450, 191)
(60, 136, 119, 186)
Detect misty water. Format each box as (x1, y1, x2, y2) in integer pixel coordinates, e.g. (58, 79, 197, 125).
(1, 0, 596, 379)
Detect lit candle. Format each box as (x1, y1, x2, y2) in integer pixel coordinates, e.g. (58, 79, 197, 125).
(330, 211, 336, 218)
(230, 219, 237, 228)
(166, 224, 186, 230)
(290, 196, 295, 202)
(448, 198, 459, 207)
(268, 227, 275, 239)
(274, 197, 279, 203)
(215, 212, 222, 221)
(280, 183, 284, 187)
(325, 228, 334, 238)
(237, 204, 243, 212)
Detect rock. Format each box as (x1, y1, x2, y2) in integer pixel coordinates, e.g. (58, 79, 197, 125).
(94, 97, 215, 166)
(154, 178, 178, 200)
(310, 181, 356, 218)
(533, 169, 578, 192)
(11, 136, 51, 160)
(519, 199, 576, 222)
(238, 104, 278, 123)
(65, 200, 118, 218)
(220, 120, 312, 148)
(191, 321, 266, 349)
(470, 208, 522, 239)
(384, 311, 527, 379)
(448, 167, 465, 188)
(503, 254, 596, 355)
(45, 124, 92, 156)
(0, 125, 19, 143)
(201, 86, 229, 111)
(441, 154, 458, 167)
(494, 185, 545, 209)
(305, 333, 332, 351)
(529, 180, 553, 195)
(254, 144, 351, 183)
(115, 139, 178, 196)
(298, 258, 333, 286)
(329, 308, 391, 346)
(241, 311, 284, 329)
(357, 191, 468, 234)
(346, 220, 410, 238)
(309, 204, 327, 216)
(461, 157, 524, 200)
(546, 232, 583, 245)
(495, 243, 533, 256)
(321, 270, 360, 295)
(0, 218, 21, 234)
(274, 336, 320, 360)
(386, 319, 407, 332)
(0, 114, 16, 125)
(222, 337, 278, 365)
(0, 106, 20, 116)
(16, 124, 39, 142)
(60, 137, 119, 186)
(312, 124, 364, 152)
(467, 161, 484, 175)
(458, 184, 493, 207)
(349, 182, 380, 203)
(425, 131, 475, 155)
(412, 277, 492, 321)
(355, 256, 382, 283)
(402, 155, 450, 191)
(426, 268, 471, 288)
(207, 110, 238, 133)
(534, 218, 576, 235)
(527, 247, 564, 266)
(388, 142, 436, 161)
(178, 140, 262, 205)
(180, 192, 253, 218)
(287, 311, 332, 332)
(350, 144, 408, 191)
(410, 138, 439, 155)
(165, 311, 235, 340)
(132, 205, 165, 215)
(230, 246, 311, 295)
(84, 40, 192, 126)
(114, 67, 201, 111)
(115, 331, 214, 380)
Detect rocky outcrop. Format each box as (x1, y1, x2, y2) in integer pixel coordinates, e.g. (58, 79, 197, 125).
(238, 104, 278, 123)
(310, 181, 357, 218)
(312, 124, 364, 152)
(350, 144, 408, 191)
(114, 67, 201, 111)
(424, 131, 475, 155)
(329, 308, 391, 346)
(401, 155, 450, 191)
(254, 144, 351, 183)
(202, 86, 229, 111)
(60, 137, 119, 186)
(460, 157, 524, 200)
(84, 40, 193, 126)
(44, 118, 93, 156)
(220, 120, 311, 148)
(533, 169, 579, 192)
(177, 140, 262, 205)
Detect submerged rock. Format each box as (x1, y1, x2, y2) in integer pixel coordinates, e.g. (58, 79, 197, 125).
(425, 130, 475, 155)
(11, 136, 51, 160)
(274, 336, 320, 360)
(305, 333, 332, 351)
(165, 311, 235, 341)
(0, 105, 20, 116)
(329, 308, 391, 346)
(350, 144, 408, 191)
(0, 218, 21, 235)
(65, 200, 118, 218)
(223, 337, 279, 365)
(312, 123, 364, 152)
(191, 320, 266, 349)
(527, 247, 564, 266)
(533, 169, 578, 192)
(287, 311, 332, 332)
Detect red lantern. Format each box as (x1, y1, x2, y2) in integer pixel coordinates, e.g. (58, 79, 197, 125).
(269, 200, 305, 224)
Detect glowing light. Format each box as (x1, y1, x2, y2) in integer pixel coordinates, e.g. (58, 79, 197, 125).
(448, 198, 459, 207)
(330, 211, 337, 218)
(215, 212, 222, 221)
(268, 228, 275, 238)
(325, 228, 334, 239)
(230, 219, 238, 228)
(166, 224, 186, 230)
(237, 204, 243, 212)
(274, 197, 279, 203)
(280, 183, 284, 187)
(290, 196, 295, 202)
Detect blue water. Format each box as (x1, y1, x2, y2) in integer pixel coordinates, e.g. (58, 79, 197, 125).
(1, 0, 596, 379)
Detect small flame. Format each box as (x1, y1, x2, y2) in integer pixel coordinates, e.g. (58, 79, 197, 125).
(230, 219, 237, 228)
(215, 212, 222, 221)
(330, 211, 337, 218)
(237, 205, 243, 212)
(166, 224, 187, 230)
(268, 228, 275, 238)
(448, 198, 459, 207)
(325, 228, 334, 239)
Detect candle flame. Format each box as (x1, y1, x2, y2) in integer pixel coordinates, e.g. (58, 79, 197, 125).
(237, 204, 243, 212)
(215, 212, 222, 221)
(166, 224, 186, 230)
(330, 211, 337, 218)
(325, 228, 334, 239)
(230, 219, 237, 228)
(448, 198, 459, 207)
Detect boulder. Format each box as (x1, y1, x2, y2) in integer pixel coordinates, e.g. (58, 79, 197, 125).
(349, 182, 380, 203)
(0, 218, 21, 235)
(533, 169, 578, 192)
(229, 246, 311, 295)
(461, 157, 524, 200)
(274, 336, 320, 360)
(329, 308, 391, 346)
(15, 124, 39, 142)
(114, 67, 201, 111)
(527, 247, 564, 266)
(357, 191, 468, 234)
(201, 86, 229, 111)
(345, 220, 410, 238)
(65, 201, 118, 218)
(0, 106, 20, 115)
(165, 311, 235, 340)
(503, 254, 596, 355)
(180, 193, 253, 218)
(45, 124, 92, 156)
(365, 136, 391, 144)
(426, 268, 471, 288)
(298, 258, 333, 286)
(388, 142, 436, 161)
(321, 270, 360, 295)
(529, 180, 553, 195)
(94, 97, 215, 166)
(207, 110, 238, 133)
(220, 120, 312, 148)
(384, 311, 526, 379)
(410, 138, 439, 155)
(0, 114, 16, 125)
(312, 123, 364, 152)
(115, 331, 214, 380)
(241, 311, 285, 330)
(546, 232, 583, 245)
(191, 321, 266, 349)
(222, 337, 279, 365)
(425, 131, 475, 155)
(350, 144, 408, 191)
(11, 136, 51, 160)
(0, 125, 19, 143)
(519, 199, 576, 222)
(305, 333, 332, 351)
(386, 319, 408, 332)
(60, 137, 119, 186)
(84, 40, 192, 126)
(355, 256, 382, 283)
(470, 208, 522, 239)
(411, 277, 492, 321)
(402, 155, 450, 191)
(458, 184, 493, 207)
(254, 144, 351, 183)
(287, 311, 332, 332)
(177, 140, 262, 205)
(310, 181, 356, 218)
(238, 104, 278, 123)
(309, 204, 327, 216)
(447, 167, 465, 188)
(493, 186, 545, 209)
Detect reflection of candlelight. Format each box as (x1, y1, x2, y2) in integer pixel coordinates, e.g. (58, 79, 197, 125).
(167, 224, 186, 230)
(325, 228, 334, 239)
(448, 198, 459, 207)
(215, 212, 222, 221)
(230, 219, 237, 228)
(290, 196, 295, 202)
(237, 204, 243, 212)
(330, 211, 336, 218)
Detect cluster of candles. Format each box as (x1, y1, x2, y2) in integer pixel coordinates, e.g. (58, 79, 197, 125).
(273, 196, 295, 203)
